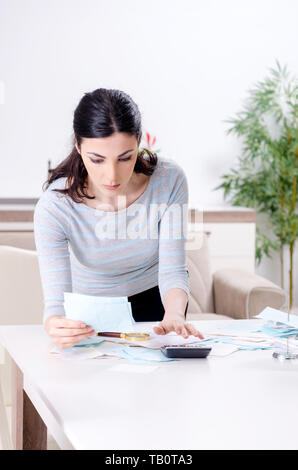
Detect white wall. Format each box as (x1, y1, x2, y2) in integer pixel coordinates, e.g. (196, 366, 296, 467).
(0, 0, 297, 302)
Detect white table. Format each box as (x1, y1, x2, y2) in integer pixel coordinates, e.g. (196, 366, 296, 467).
(1, 320, 298, 450)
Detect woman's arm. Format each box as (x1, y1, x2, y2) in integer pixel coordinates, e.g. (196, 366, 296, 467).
(155, 164, 203, 339)
(34, 195, 72, 323)
(34, 195, 94, 348)
(157, 163, 190, 314)
(154, 286, 203, 338)
(162, 287, 188, 318)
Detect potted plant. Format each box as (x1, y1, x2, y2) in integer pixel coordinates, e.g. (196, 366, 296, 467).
(215, 61, 298, 309)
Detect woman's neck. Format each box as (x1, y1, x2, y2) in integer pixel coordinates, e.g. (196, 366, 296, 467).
(83, 172, 149, 211)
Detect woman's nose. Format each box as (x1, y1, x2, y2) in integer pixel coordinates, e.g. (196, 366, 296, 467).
(106, 165, 118, 184)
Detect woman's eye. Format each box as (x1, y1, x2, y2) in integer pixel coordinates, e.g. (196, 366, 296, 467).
(91, 157, 132, 164)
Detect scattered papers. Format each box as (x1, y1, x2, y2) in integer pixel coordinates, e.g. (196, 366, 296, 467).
(120, 347, 175, 362)
(255, 306, 298, 328)
(50, 306, 298, 363)
(50, 341, 126, 360)
(191, 336, 272, 351)
(260, 322, 298, 337)
(50, 341, 175, 362)
(50, 339, 238, 360)
(198, 319, 267, 340)
(101, 329, 205, 349)
(254, 307, 298, 343)
(196, 319, 272, 350)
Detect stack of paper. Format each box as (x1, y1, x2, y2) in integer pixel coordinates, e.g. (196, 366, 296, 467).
(255, 307, 298, 340)
(196, 319, 273, 350)
(255, 306, 298, 327)
(254, 306, 298, 353)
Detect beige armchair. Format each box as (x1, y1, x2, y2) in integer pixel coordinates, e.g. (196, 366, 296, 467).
(186, 232, 286, 321)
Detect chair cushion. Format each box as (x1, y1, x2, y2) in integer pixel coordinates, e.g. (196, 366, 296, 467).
(186, 232, 215, 313)
(186, 312, 232, 321)
(213, 268, 286, 319)
(0, 245, 43, 325)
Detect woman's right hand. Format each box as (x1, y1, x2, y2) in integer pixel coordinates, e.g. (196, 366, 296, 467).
(45, 315, 95, 349)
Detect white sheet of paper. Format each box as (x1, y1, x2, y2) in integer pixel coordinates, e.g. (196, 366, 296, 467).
(255, 307, 298, 327)
(50, 341, 127, 360)
(101, 331, 204, 349)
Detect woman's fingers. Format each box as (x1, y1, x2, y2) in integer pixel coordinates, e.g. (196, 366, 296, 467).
(184, 323, 204, 339)
(57, 318, 87, 329)
(175, 326, 188, 337)
(164, 320, 205, 339)
(153, 324, 166, 335)
(52, 326, 94, 337)
(145, 320, 205, 340)
(53, 331, 95, 349)
(172, 320, 187, 337)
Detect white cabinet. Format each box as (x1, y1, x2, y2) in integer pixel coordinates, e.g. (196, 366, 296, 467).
(188, 207, 256, 273)
(202, 222, 255, 273)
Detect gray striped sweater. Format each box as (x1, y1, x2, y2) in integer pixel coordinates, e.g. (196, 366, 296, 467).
(33, 156, 190, 322)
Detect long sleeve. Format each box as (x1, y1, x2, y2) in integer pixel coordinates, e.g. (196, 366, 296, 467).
(33, 195, 72, 324)
(158, 164, 190, 303)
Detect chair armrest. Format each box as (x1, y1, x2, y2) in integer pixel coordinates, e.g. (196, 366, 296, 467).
(213, 268, 286, 319)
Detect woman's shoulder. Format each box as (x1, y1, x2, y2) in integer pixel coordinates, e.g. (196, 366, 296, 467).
(157, 155, 185, 172)
(156, 156, 187, 185)
(35, 177, 69, 211)
(47, 176, 68, 192)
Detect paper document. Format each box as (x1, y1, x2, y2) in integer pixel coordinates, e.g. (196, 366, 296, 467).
(50, 341, 175, 362)
(255, 307, 298, 327)
(63, 292, 135, 346)
(101, 329, 206, 349)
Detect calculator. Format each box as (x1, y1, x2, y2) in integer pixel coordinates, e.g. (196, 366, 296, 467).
(161, 344, 212, 358)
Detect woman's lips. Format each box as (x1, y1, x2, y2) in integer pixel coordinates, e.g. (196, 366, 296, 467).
(103, 184, 120, 190)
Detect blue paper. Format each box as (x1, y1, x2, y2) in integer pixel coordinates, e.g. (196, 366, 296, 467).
(260, 323, 298, 338)
(119, 346, 176, 362)
(63, 292, 135, 346)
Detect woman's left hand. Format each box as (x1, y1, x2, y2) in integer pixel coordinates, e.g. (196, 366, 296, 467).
(153, 314, 204, 339)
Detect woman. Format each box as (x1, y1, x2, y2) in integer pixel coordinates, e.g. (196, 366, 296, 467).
(34, 88, 203, 349)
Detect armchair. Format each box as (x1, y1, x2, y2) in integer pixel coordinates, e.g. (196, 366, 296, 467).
(186, 232, 286, 321)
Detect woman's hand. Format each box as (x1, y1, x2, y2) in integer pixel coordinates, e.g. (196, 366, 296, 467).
(45, 315, 95, 349)
(153, 314, 204, 339)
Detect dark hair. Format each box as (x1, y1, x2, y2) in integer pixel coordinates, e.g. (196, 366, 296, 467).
(43, 88, 158, 203)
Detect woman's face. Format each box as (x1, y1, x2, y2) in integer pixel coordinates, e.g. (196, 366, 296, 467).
(76, 132, 140, 197)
